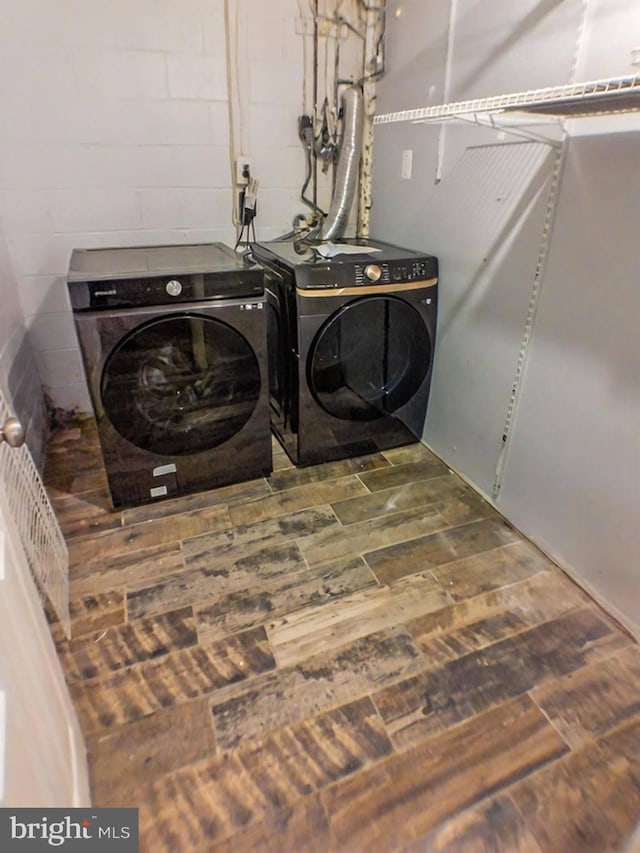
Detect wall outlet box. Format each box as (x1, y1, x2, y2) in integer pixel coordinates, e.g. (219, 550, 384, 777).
(235, 158, 251, 185)
(401, 149, 413, 180)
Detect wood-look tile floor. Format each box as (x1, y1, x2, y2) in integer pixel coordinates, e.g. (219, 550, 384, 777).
(44, 416, 640, 852)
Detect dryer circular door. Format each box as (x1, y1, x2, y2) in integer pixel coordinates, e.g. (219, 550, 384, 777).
(100, 313, 261, 456)
(308, 295, 432, 421)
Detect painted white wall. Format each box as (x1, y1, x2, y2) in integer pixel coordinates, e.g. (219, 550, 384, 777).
(499, 131, 640, 627)
(0, 215, 48, 467)
(0, 0, 363, 412)
(371, 0, 640, 630)
(498, 0, 640, 628)
(372, 0, 584, 494)
(0, 216, 24, 398)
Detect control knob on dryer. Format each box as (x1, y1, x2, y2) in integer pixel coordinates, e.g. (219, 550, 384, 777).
(364, 264, 382, 282)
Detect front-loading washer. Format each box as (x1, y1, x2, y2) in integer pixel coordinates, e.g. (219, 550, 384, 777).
(251, 238, 438, 467)
(68, 243, 272, 507)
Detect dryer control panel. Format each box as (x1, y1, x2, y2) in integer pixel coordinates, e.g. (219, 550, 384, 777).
(251, 238, 438, 292)
(353, 259, 433, 286)
(295, 256, 437, 290)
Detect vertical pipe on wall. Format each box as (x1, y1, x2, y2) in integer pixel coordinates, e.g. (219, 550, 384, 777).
(357, 0, 386, 238)
(435, 0, 458, 184)
(313, 0, 319, 207)
(569, 0, 591, 83)
(224, 0, 251, 231)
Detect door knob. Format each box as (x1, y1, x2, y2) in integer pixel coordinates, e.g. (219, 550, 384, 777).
(0, 416, 25, 447)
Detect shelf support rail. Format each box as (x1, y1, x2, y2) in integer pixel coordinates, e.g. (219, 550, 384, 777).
(491, 140, 568, 498)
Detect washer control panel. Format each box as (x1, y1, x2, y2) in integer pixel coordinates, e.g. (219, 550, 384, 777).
(69, 271, 264, 310)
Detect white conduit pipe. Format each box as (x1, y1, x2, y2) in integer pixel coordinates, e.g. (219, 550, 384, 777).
(224, 0, 251, 227)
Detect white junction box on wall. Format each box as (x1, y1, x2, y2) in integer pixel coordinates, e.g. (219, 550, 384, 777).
(235, 158, 252, 185)
(401, 149, 413, 180)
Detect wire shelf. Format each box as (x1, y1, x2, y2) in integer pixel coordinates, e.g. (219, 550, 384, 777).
(374, 75, 640, 125)
(0, 391, 70, 639)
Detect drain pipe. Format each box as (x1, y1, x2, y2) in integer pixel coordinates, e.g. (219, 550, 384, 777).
(322, 85, 364, 241)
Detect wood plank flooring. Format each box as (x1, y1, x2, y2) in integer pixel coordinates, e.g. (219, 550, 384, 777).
(44, 416, 640, 852)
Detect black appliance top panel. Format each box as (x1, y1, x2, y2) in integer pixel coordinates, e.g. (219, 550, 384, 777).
(68, 243, 264, 311)
(251, 238, 438, 290)
(251, 237, 434, 267)
(68, 242, 250, 280)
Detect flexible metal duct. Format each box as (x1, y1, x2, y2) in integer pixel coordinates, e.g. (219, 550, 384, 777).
(322, 86, 364, 241)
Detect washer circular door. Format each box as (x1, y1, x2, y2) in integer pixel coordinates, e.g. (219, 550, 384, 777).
(308, 295, 432, 421)
(101, 313, 261, 456)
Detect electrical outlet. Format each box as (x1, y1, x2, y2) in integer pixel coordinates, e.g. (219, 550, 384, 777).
(401, 149, 413, 180)
(235, 158, 251, 185)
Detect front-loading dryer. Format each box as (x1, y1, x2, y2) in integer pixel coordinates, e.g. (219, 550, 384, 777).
(251, 238, 438, 467)
(68, 243, 272, 507)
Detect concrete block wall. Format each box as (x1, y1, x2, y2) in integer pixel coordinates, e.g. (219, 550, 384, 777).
(0, 0, 357, 413)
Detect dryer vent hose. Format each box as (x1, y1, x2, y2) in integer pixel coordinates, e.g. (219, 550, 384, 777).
(322, 86, 364, 242)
